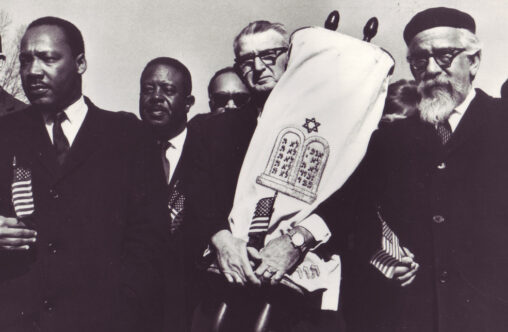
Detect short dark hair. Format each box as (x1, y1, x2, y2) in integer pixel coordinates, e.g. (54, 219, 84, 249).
(141, 57, 192, 95)
(207, 66, 241, 96)
(233, 20, 288, 57)
(27, 16, 85, 57)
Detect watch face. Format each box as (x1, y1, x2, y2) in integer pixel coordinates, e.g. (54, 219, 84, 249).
(291, 232, 305, 247)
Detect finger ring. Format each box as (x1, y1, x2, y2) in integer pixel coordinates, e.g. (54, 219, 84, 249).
(267, 266, 277, 274)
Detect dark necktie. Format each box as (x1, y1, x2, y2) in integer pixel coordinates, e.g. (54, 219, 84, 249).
(436, 121, 452, 145)
(53, 111, 70, 165)
(158, 141, 171, 184)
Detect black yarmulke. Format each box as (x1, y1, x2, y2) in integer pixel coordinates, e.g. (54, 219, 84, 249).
(403, 7, 476, 45)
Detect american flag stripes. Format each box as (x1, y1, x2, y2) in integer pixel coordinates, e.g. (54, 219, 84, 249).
(11, 157, 35, 218)
(247, 192, 277, 250)
(370, 211, 406, 279)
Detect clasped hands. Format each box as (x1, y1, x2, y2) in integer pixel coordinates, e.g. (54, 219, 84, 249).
(211, 229, 305, 286)
(392, 247, 419, 287)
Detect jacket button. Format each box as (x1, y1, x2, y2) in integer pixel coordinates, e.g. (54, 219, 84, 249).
(43, 299, 54, 312)
(439, 270, 448, 283)
(437, 162, 446, 169)
(433, 215, 445, 224)
(49, 189, 59, 199)
(48, 242, 56, 254)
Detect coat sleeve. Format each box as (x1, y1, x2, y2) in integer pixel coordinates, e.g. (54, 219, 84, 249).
(115, 118, 168, 332)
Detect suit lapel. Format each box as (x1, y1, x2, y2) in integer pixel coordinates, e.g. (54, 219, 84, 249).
(407, 116, 440, 154)
(17, 107, 60, 178)
(57, 98, 107, 182)
(445, 90, 488, 155)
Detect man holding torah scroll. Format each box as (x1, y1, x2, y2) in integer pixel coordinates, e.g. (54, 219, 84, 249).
(186, 20, 393, 331)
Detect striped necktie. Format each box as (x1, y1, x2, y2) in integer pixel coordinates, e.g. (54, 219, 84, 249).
(436, 121, 452, 145)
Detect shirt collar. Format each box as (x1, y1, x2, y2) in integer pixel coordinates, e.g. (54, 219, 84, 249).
(43, 95, 88, 124)
(454, 88, 476, 116)
(168, 127, 187, 151)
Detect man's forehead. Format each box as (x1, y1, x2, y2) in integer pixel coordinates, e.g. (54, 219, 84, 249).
(22, 25, 67, 48)
(237, 30, 286, 56)
(211, 72, 248, 93)
(142, 64, 183, 82)
(409, 27, 463, 53)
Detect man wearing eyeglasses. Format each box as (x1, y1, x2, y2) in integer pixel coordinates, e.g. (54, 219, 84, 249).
(186, 21, 344, 331)
(348, 7, 508, 332)
(208, 67, 250, 114)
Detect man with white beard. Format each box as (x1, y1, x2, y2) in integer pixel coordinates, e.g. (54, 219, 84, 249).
(345, 7, 508, 332)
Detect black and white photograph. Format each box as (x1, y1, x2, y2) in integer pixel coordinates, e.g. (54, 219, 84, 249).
(0, 0, 507, 331)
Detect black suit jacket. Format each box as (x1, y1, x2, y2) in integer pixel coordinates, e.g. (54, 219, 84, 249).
(0, 87, 26, 116)
(349, 89, 508, 332)
(0, 98, 168, 332)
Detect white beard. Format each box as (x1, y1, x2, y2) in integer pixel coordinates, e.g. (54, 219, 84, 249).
(417, 78, 467, 125)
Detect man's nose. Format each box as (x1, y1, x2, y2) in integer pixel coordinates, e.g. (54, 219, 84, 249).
(224, 98, 237, 110)
(150, 87, 164, 102)
(26, 58, 43, 78)
(424, 57, 443, 76)
(253, 56, 266, 72)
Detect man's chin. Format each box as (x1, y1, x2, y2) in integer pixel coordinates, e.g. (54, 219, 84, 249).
(27, 96, 55, 107)
(252, 82, 276, 94)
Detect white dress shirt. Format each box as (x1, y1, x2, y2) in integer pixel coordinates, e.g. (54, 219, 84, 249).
(164, 128, 187, 184)
(448, 88, 476, 132)
(44, 96, 88, 146)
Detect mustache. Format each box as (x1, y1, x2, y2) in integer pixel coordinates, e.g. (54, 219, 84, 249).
(25, 79, 50, 89)
(418, 78, 453, 96)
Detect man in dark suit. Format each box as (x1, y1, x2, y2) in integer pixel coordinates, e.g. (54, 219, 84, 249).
(186, 21, 350, 332)
(139, 57, 196, 331)
(0, 87, 26, 116)
(349, 7, 508, 332)
(0, 16, 167, 331)
(0, 35, 26, 116)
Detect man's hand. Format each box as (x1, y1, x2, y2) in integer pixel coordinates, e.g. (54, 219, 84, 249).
(211, 230, 261, 286)
(254, 227, 314, 285)
(393, 247, 419, 287)
(0, 215, 37, 250)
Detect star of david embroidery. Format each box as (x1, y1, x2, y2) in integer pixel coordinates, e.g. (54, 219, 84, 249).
(302, 118, 321, 134)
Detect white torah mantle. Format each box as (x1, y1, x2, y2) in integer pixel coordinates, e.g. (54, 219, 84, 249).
(227, 26, 394, 310)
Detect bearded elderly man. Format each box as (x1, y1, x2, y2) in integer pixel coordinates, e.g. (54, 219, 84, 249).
(348, 7, 508, 332)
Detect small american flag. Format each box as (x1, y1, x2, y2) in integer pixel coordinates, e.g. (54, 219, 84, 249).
(247, 192, 277, 250)
(11, 157, 35, 218)
(168, 187, 185, 234)
(370, 211, 406, 279)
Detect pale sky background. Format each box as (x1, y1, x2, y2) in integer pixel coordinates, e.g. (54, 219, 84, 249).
(2, 0, 507, 119)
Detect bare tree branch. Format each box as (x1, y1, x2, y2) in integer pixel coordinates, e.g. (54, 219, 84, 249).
(0, 11, 26, 101)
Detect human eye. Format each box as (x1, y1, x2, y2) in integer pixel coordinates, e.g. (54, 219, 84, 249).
(19, 54, 32, 66)
(434, 51, 456, 66)
(260, 53, 277, 64)
(141, 85, 154, 94)
(240, 58, 254, 69)
(38, 52, 60, 63)
(162, 85, 177, 95)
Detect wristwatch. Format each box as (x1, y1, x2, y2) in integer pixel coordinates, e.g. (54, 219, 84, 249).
(288, 228, 306, 252)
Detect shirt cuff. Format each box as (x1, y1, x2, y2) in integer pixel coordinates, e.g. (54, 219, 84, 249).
(298, 213, 331, 248)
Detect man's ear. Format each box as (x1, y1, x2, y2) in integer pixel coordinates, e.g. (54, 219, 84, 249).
(469, 51, 481, 79)
(76, 53, 87, 75)
(185, 95, 195, 114)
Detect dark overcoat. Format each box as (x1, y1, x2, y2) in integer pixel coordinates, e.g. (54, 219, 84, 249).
(349, 89, 508, 332)
(0, 98, 168, 332)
